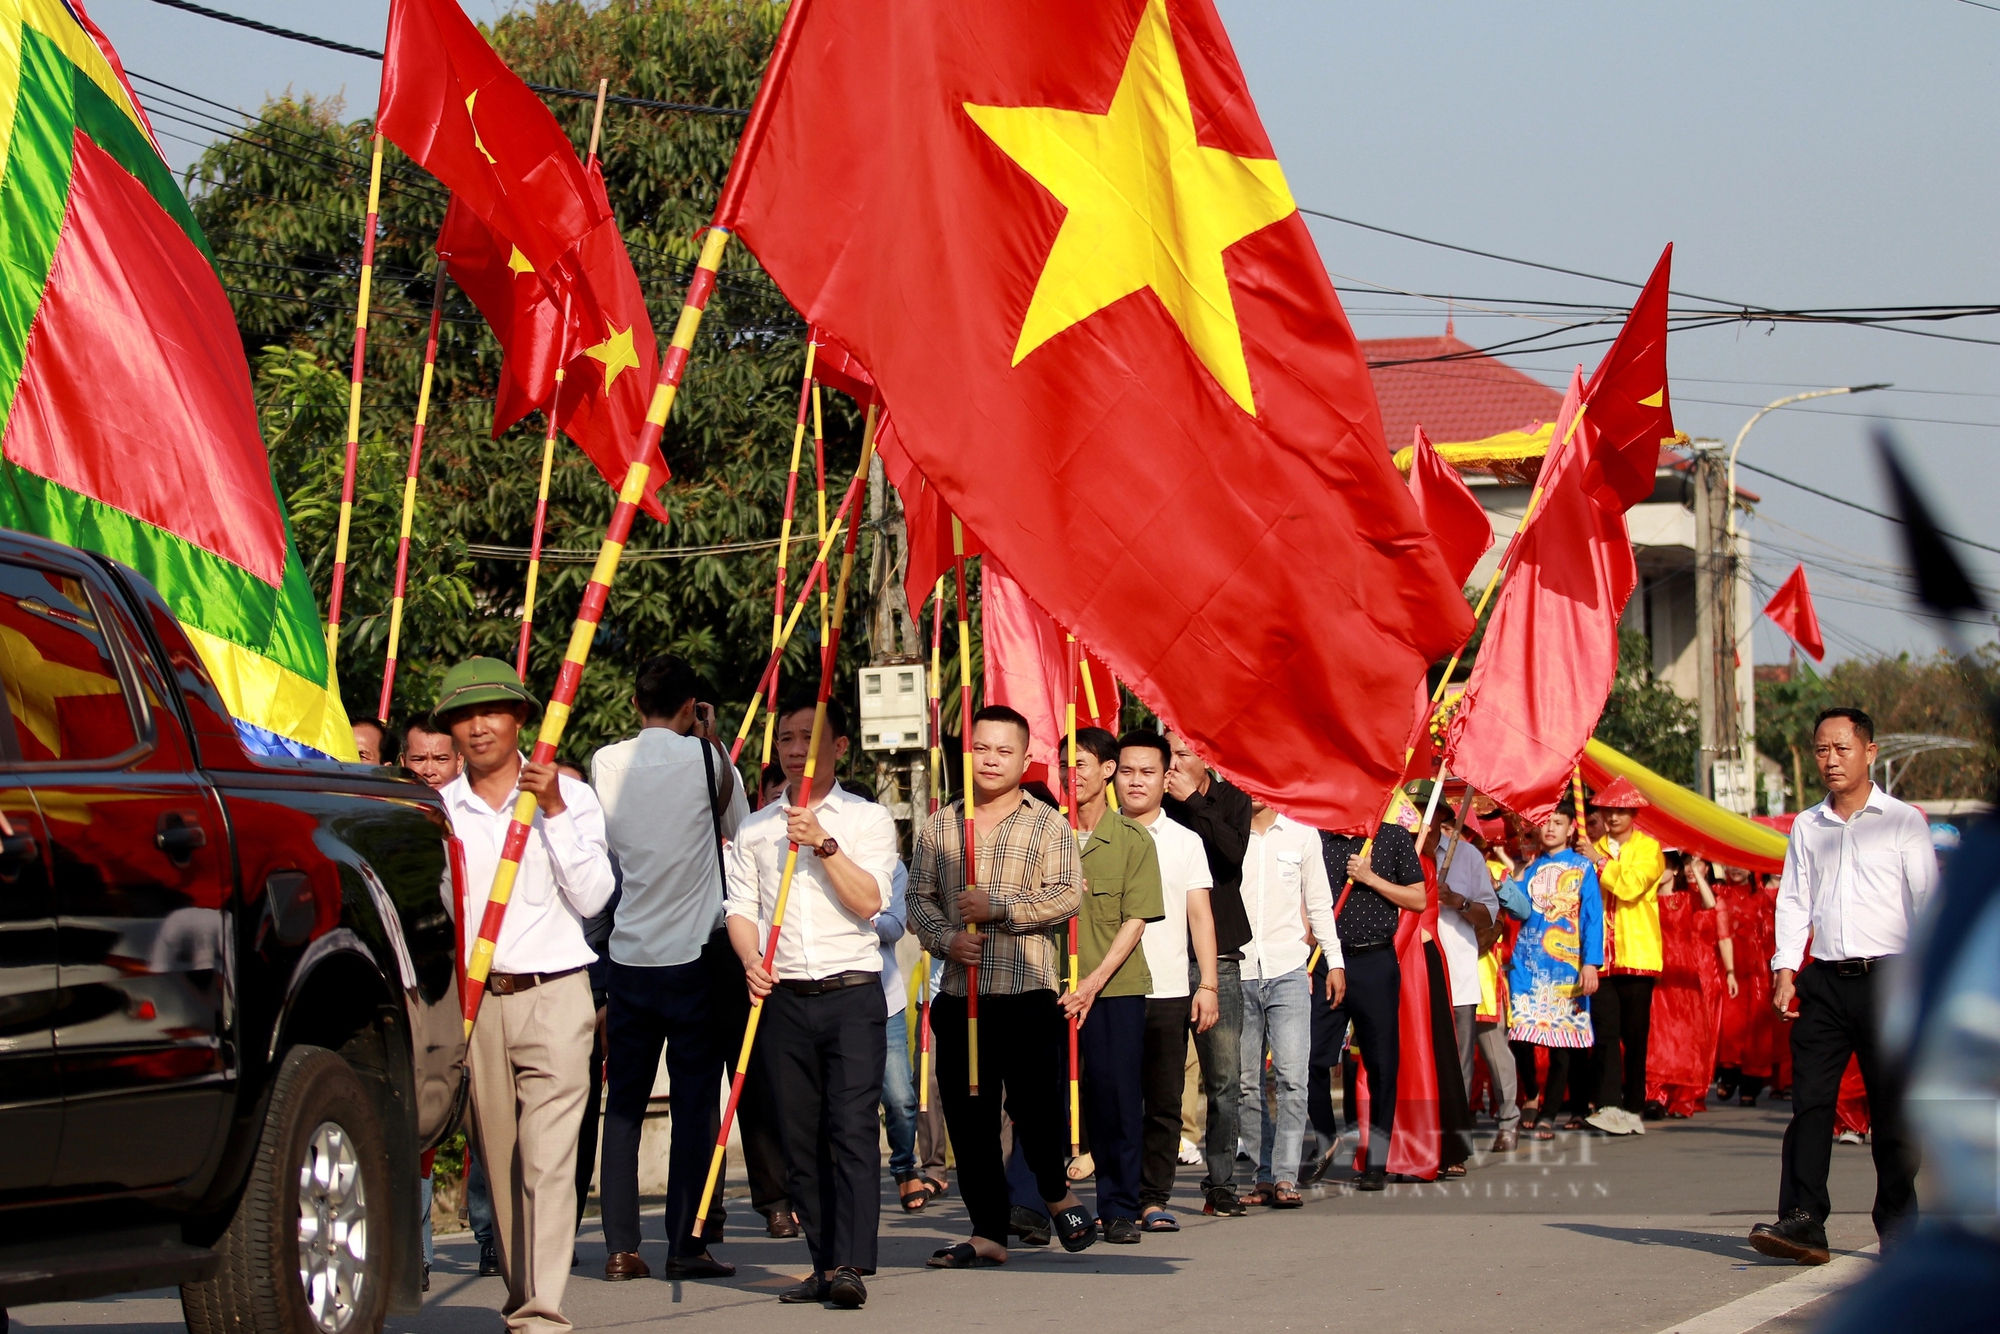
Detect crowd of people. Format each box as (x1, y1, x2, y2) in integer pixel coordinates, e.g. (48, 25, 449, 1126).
(345, 665, 1936, 1324)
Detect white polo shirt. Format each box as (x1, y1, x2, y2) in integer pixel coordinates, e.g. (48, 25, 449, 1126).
(1132, 810, 1212, 1000)
(444, 763, 616, 975)
(1774, 784, 1937, 972)
(725, 781, 901, 981)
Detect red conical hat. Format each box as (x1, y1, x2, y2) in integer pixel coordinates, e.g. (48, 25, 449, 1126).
(1592, 775, 1650, 809)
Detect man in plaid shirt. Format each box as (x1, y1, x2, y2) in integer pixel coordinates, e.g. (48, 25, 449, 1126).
(910, 705, 1098, 1265)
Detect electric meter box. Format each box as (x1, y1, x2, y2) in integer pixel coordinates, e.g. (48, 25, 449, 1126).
(857, 664, 927, 752)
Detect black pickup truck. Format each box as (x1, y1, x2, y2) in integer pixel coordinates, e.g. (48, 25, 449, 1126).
(0, 530, 466, 1334)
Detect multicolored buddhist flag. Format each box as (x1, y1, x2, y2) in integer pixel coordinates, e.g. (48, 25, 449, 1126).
(0, 0, 353, 759)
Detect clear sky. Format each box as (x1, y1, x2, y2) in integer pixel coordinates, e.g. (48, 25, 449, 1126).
(94, 0, 2000, 666)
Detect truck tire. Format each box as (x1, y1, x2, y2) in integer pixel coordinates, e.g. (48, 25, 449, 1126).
(182, 1046, 391, 1334)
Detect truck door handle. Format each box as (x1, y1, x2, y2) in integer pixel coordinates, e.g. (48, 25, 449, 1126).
(0, 831, 37, 871)
(156, 812, 207, 864)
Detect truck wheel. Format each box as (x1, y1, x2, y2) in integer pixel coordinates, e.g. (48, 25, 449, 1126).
(183, 1046, 390, 1334)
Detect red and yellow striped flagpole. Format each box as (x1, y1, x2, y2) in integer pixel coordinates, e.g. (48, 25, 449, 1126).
(917, 575, 945, 1114)
(378, 258, 447, 722)
(326, 131, 386, 672)
(1064, 632, 1083, 1154)
(724, 484, 854, 764)
(696, 405, 877, 1221)
(812, 379, 831, 672)
(759, 344, 817, 771)
(951, 516, 981, 1095)
(459, 0, 820, 1037)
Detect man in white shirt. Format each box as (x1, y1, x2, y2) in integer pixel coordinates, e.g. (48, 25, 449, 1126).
(1238, 801, 1344, 1207)
(591, 655, 749, 1282)
(1116, 731, 1220, 1231)
(727, 695, 900, 1309)
(1424, 803, 1516, 1152)
(1751, 707, 1934, 1266)
(437, 658, 615, 1334)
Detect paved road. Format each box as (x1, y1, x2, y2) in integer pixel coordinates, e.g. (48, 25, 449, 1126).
(12, 1101, 1895, 1334)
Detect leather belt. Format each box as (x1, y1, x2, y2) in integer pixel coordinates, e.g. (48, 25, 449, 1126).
(487, 965, 585, 996)
(1343, 938, 1395, 956)
(1824, 956, 1888, 978)
(777, 970, 879, 996)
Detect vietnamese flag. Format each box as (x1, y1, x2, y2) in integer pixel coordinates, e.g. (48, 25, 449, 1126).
(1407, 426, 1492, 589)
(730, 0, 1472, 828)
(1762, 563, 1825, 662)
(437, 195, 566, 434)
(1443, 371, 1638, 822)
(1578, 245, 1675, 512)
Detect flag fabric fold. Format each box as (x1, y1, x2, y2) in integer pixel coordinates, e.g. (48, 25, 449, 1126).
(981, 556, 1117, 775)
(1578, 244, 1675, 513)
(729, 0, 1471, 828)
(1761, 563, 1825, 662)
(0, 0, 352, 759)
(1407, 426, 1492, 589)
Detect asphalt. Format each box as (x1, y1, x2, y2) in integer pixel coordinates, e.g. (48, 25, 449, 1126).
(10, 1099, 1896, 1334)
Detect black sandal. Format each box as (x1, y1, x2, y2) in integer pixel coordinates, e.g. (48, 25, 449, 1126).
(920, 1175, 950, 1201)
(898, 1175, 929, 1212)
(927, 1242, 1003, 1269)
(1442, 1163, 1467, 1179)
(1054, 1206, 1098, 1252)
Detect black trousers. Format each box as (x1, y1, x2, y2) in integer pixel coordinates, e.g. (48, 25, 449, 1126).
(1320, 946, 1400, 1171)
(1139, 995, 1193, 1209)
(1307, 956, 1347, 1144)
(1079, 994, 1146, 1222)
(702, 930, 791, 1220)
(601, 958, 721, 1257)
(758, 983, 888, 1274)
(1512, 1039, 1540, 1105)
(1779, 961, 1920, 1237)
(932, 990, 1071, 1244)
(1535, 1046, 1581, 1120)
(1593, 974, 1657, 1113)
(575, 1003, 605, 1231)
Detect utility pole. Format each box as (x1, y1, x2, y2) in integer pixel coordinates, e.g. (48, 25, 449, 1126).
(1691, 443, 1726, 799)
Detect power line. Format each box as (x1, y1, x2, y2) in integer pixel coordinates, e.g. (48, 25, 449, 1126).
(136, 0, 749, 116)
(1734, 460, 2000, 558)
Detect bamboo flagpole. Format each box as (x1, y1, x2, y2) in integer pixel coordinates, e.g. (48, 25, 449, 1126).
(326, 131, 386, 672)
(759, 344, 818, 772)
(460, 0, 822, 1038)
(695, 405, 879, 1222)
(917, 575, 946, 1115)
(812, 381, 831, 670)
(378, 259, 446, 722)
(1064, 631, 1083, 1155)
(516, 81, 610, 680)
(950, 516, 982, 1094)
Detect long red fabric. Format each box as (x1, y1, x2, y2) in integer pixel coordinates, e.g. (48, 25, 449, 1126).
(729, 0, 1473, 829)
(1443, 372, 1637, 821)
(1762, 563, 1825, 663)
(1407, 426, 1492, 588)
(1644, 891, 1727, 1116)
(982, 556, 1119, 772)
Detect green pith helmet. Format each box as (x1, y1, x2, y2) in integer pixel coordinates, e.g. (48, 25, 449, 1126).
(433, 657, 541, 721)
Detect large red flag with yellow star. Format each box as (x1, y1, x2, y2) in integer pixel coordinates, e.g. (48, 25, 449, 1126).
(731, 0, 1473, 827)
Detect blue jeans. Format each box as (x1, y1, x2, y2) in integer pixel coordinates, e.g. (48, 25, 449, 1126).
(883, 1009, 919, 1178)
(420, 1174, 433, 1267)
(1238, 968, 1312, 1186)
(466, 1148, 494, 1249)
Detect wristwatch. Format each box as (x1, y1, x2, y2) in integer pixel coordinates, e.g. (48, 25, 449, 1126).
(812, 836, 839, 859)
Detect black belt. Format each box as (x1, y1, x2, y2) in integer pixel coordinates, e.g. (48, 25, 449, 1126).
(777, 970, 878, 996)
(487, 965, 585, 996)
(1822, 956, 1890, 977)
(1343, 938, 1395, 956)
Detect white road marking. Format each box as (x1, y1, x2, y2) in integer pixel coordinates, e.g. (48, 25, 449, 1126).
(1652, 1244, 1879, 1334)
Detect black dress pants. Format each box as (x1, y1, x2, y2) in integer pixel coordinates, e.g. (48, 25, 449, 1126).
(702, 929, 791, 1222)
(1778, 961, 1920, 1238)
(1307, 955, 1348, 1145)
(758, 983, 888, 1274)
(601, 958, 721, 1258)
(1320, 946, 1400, 1171)
(1139, 995, 1193, 1210)
(932, 990, 1072, 1244)
(1593, 974, 1657, 1113)
(575, 1003, 605, 1231)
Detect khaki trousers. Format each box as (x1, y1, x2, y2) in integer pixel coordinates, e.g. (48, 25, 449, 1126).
(469, 970, 593, 1334)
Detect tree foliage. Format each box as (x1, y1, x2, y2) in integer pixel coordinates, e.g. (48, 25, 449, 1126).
(189, 0, 891, 771)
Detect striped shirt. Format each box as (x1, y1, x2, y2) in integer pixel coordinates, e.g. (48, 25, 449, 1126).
(909, 791, 1083, 997)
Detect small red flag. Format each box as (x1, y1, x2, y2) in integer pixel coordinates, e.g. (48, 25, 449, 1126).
(983, 556, 1120, 775)
(437, 195, 565, 434)
(1443, 371, 1638, 822)
(1407, 426, 1492, 589)
(1578, 244, 1675, 512)
(729, 0, 1473, 828)
(1762, 563, 1825, 662)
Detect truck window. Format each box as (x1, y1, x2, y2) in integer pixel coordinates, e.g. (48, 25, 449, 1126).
(0, 560, 139, 763)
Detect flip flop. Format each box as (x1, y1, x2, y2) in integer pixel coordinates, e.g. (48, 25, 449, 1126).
(1271, 1185, 1304, 1209)
(1054, 1206, 1099, 1252)
(1442, 1164, 1467, 1179)
(1238, 1184, 1274, 1208)
(1140, 1210, 1180, 1232)
(927, 1243, 1003, 1269)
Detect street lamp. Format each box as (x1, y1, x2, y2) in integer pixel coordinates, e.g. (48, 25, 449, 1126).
(1726, 384, 1891, 539)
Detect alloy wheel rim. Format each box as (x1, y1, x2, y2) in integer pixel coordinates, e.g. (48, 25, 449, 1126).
(296, 1119, 368, 1333)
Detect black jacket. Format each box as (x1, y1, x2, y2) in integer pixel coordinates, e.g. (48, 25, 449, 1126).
(1163, 775, 1254, 958)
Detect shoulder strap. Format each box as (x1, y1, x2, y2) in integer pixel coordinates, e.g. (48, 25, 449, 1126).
(699, 737, 726, 891)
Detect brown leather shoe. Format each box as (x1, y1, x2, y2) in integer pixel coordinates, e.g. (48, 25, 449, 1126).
(765, 1210, 801, 1239)
(1491, 1128, 1520, 1154)
(604, 1251, 650, 1281)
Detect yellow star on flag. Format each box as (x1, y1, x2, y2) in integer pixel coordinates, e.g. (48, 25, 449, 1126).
(584, 324, 640, 393)
(466, 89, 496, 166)
(507, 246, 534, 276)
(963, 0, 1296, 416)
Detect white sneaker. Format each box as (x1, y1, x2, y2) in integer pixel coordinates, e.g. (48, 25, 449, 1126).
(1178, 1137, 1204, 1165)
(1836, 1129, 1864, 1145)
(1621, 1108, 1646, 1135)
(1586, 1108, 1631, 1136)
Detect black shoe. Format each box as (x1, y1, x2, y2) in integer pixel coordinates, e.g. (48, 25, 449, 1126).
(1008, 1206, 1052, 1247)
(827, 1267, 867, 1309)
(1103, 1216, 1142, 1244)
(1355, 1168, 1387, 1192)
(778, 1275, 830, 1304)
(421, 1263, 430, 1293)
(1748, 1211, 1830, 1265)
(1202, 1185, 1247, 1217)
(1299, 1144, 1337, 1187)
(662, 1252, 737, 1280)
(478, 1242, 500, 1276)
